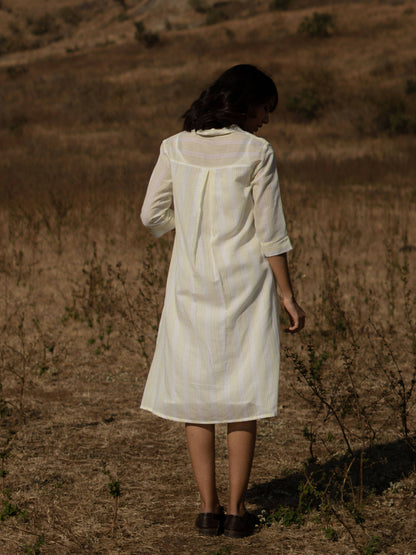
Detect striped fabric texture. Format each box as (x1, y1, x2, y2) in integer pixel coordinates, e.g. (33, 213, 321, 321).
(140, 125, 292, 423)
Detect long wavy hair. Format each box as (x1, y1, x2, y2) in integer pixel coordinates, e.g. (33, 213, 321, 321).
(182, 64, 278, 131)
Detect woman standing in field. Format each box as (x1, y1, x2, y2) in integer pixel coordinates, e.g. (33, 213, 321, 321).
(140, 64, 305, 538)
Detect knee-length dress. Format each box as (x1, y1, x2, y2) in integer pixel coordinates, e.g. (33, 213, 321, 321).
(140, 125, 292, 424)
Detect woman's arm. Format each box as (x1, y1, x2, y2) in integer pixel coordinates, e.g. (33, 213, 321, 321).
(266, 252, 306, 333)
(141, 142, 175, 237)
(251, 144, 305, 332)
(251, 144, 292, 257)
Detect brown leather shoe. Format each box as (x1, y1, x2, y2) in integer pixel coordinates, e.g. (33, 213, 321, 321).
(224, 511, 258, 538)
(195, 506, 225, 536)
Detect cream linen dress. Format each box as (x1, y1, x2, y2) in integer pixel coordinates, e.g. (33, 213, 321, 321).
(140, 125, 292, 423)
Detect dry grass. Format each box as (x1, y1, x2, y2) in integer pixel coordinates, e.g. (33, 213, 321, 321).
(0, 1, 416, 553)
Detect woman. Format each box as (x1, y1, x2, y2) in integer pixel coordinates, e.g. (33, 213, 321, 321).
(140, 64, 305, 538)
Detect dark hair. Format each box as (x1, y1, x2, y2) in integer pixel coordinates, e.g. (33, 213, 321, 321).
(182, 64, 278, 131)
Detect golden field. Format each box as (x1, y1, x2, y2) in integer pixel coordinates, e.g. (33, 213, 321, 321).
(0, 0, 415, 553)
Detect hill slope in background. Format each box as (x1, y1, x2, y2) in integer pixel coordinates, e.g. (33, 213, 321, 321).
(2, 0, 290, 59)
(1, 0, 415, 174)
(0, 0, 408, 61)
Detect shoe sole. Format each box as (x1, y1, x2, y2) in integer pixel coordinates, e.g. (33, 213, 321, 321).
(224, 529, 253, 538)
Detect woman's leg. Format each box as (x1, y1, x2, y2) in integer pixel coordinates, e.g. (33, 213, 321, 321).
(185, 423, 220, 513)
(227, 420, 257, 516)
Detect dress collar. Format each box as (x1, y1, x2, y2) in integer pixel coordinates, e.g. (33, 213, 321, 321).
(195, 125, 243, 137)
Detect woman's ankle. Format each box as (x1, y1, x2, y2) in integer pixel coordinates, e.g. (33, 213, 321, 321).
(227, 501, 246, 517)
(200, 500, 221, 514)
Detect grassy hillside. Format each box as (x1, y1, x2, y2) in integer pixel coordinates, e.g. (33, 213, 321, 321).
(0, 1, 415, 553)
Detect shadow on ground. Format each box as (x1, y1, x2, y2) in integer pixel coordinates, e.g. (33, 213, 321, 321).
(247, 436, 416, 511)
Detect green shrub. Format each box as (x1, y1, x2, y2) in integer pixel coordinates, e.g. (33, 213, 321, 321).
(270, 505, 304, 526)
(298, 12, 335, 38)
(0, 34, 8, 55)
(6, 65, 28, 78)
(206, 7, 229, 25)
(287, 88, 323, 120)
(405, 78, 416, 95)
(189, 0, 208, 13)
(134, 21, 145, 35)
(224, 27, 235, 40)
(324, 527, 338, 541)
(134, 21, 160, 47)
(270, 0, 290, 10)
(23, 534, 45, 555)
(0, 384, 11, 418)
(8, 21, 20, 35)
(66, 45, 80, 54)
(113, 0, 127, 8)
(361, 536, 381, 555)
(8, 113, 28, 132)
(0, 491, 27, 522)
(375, 97, 416, 135)
(59, 7, 82, 26)
(31, 13, 58, 36)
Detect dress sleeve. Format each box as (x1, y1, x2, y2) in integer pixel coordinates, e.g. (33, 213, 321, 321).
(140, 141, 175, 238)
(251, 142, 292, 257)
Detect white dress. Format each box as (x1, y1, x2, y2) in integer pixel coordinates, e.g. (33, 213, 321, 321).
(140, 125, 292, 423)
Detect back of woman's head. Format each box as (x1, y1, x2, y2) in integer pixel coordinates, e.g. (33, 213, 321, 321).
(182, 64, 278, 131)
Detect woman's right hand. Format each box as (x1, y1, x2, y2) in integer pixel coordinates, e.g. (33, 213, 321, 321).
(282, 296, 306, 334)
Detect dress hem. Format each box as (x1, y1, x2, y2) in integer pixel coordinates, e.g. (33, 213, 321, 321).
(140, 405, 278, 424)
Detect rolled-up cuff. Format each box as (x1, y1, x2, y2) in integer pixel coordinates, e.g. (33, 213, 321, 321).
(261, 235, 293, 257)
(141, 211, 175, 238)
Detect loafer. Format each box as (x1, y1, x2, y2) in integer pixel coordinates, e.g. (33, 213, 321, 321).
(195, 506, 225, 536)
(224, 511, 258, 538)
